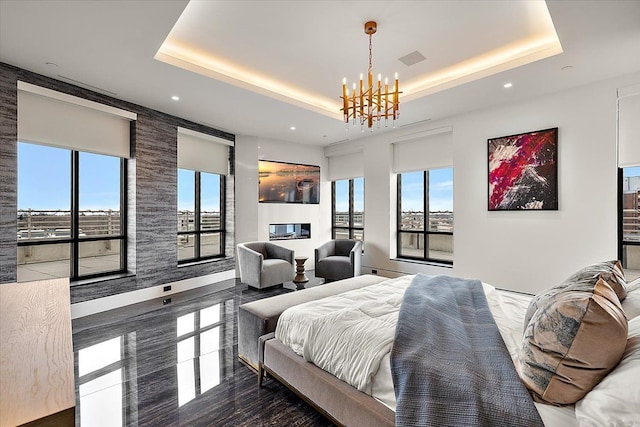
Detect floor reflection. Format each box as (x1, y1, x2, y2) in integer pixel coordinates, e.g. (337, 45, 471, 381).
(72, 281, 332, 427)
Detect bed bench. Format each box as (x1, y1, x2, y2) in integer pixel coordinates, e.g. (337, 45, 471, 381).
(238, 274, 386, 370)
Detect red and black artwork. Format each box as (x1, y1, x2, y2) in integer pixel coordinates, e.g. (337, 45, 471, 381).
(488, 128, 558, 211)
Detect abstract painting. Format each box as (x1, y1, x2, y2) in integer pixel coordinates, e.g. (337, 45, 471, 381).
(488, 128, 558, 211)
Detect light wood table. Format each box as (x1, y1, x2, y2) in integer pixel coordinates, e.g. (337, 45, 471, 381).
(0, 278, 74, 427)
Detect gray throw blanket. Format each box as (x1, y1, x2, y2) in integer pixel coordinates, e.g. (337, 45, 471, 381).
(391, 274, 544, 427)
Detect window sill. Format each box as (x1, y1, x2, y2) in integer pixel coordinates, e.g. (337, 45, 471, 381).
(178, 256, 233, 268)
(392, 258, 453, 269)
(71, 271, 135, 287)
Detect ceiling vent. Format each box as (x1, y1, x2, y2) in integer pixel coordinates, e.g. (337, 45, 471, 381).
(398, 51, 426, 67)
(57, 75, 117, 96)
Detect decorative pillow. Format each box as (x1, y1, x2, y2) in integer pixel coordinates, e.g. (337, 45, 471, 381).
(622, 277, 640, 320)
(518, 277, 628, 405)
(524, 260, 627, 327)
(575, 315, 640, 426)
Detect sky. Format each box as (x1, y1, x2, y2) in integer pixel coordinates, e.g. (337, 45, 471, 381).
(18, 143, 119, 210)
(17, 142, 640, 213)
(624, 166, 640, 178)
(18, 142, 222, 212)
(177, 169, 221, 212)
(400, 168, 454, 212)
(334, 168, 454, 212)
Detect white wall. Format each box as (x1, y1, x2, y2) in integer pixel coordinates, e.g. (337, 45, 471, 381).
(234, 72, 640, 294)
(356, 71, 640, 294)
(235, 135, 331, 272)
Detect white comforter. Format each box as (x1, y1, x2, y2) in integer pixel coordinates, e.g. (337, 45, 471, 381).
(275, 275, 578, 426)
(276, 275, 411, 393)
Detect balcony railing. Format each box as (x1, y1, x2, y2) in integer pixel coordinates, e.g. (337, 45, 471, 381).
(17, 209, 121, 239)
(177, 210, 222, 232)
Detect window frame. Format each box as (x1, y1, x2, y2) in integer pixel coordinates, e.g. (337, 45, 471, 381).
(619, 167, 640, 269)
(17, 145, 128, 281)
(396, 169, 453, 265)
(331, 178, 364, 241)
(177, 170, 226, 264)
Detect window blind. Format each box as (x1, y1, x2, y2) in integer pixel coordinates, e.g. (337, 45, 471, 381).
(177, 127, 231, 175)
(17, 81, 135, 158)
(325, 141, 364, 181)
(618, 83, 640, 168)
(392, 127, 453, 173)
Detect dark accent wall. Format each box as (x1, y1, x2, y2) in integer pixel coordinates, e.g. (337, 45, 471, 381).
(0, 63, 235, 304)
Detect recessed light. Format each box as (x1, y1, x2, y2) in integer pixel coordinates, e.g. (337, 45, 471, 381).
(503, 82, 513, 89)
(171, 95, 180, 101)
(290, 126, 296, 131)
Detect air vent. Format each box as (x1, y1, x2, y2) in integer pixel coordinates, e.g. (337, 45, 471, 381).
(400, 118, 432, 128)
(398, 51, 426, 67)
(57, 75, 117, 96)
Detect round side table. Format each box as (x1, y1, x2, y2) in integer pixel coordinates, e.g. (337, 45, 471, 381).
(293, 256, 309, 290)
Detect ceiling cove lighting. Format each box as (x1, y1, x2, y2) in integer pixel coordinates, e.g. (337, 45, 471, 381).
(341, 21, 401, 131)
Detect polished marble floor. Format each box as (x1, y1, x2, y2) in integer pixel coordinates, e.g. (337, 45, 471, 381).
(72, 276, 333, 427)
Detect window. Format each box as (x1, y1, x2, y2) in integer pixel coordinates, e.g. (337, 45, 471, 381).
(17, 142, 127, 282)
(620, 166, 640, 273)
(397, 168, 453, 264)
(332, 177, 364, 241)
(178, 169, 225, 263)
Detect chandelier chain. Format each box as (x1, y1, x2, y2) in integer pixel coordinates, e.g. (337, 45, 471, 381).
(368, 34, 373, 74)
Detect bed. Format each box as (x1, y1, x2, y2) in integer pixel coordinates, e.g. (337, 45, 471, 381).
(254, 263, 640, 427)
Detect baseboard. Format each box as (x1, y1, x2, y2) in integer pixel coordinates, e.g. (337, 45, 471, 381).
(70, 270, 236, 319)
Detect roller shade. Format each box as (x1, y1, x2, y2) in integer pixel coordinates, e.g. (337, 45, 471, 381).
(325, 140, 364, 181)
(618, 84, 640, 168)
(177, 127, 231, 175)
(328, 151, 364, 181)
(17, 81, 135, 158)
(392, 127, 453, 173)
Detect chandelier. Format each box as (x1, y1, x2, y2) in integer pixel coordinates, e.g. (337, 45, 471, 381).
(341, 21, 401, 130)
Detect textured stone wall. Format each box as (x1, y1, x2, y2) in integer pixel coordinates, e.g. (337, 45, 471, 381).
(0, 66, 18, 284)
(0, 63, 235, 303)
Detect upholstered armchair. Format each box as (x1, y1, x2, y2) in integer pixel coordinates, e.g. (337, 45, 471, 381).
(314, 239, 362, 282)
(237, 241, 295, 289)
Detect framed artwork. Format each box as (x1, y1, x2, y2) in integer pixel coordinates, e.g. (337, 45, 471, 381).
(258, 160, 320, 204)
(488, 127, 558, 211)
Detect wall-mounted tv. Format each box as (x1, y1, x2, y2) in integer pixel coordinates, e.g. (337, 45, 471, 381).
(258, 160, 320, 204)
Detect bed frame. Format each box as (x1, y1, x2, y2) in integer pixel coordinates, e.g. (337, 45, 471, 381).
(261, 336, 394, 427)
(237, 274, 394, 426)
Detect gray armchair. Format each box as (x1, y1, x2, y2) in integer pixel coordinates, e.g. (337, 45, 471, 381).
(314, 239, 362, 282)
(237, 241, 295, 289)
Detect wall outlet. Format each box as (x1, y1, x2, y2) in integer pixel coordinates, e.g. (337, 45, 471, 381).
(163, 285, 171, 292)
(372, 269, 378, 274)
(162, 298, 171, 305)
